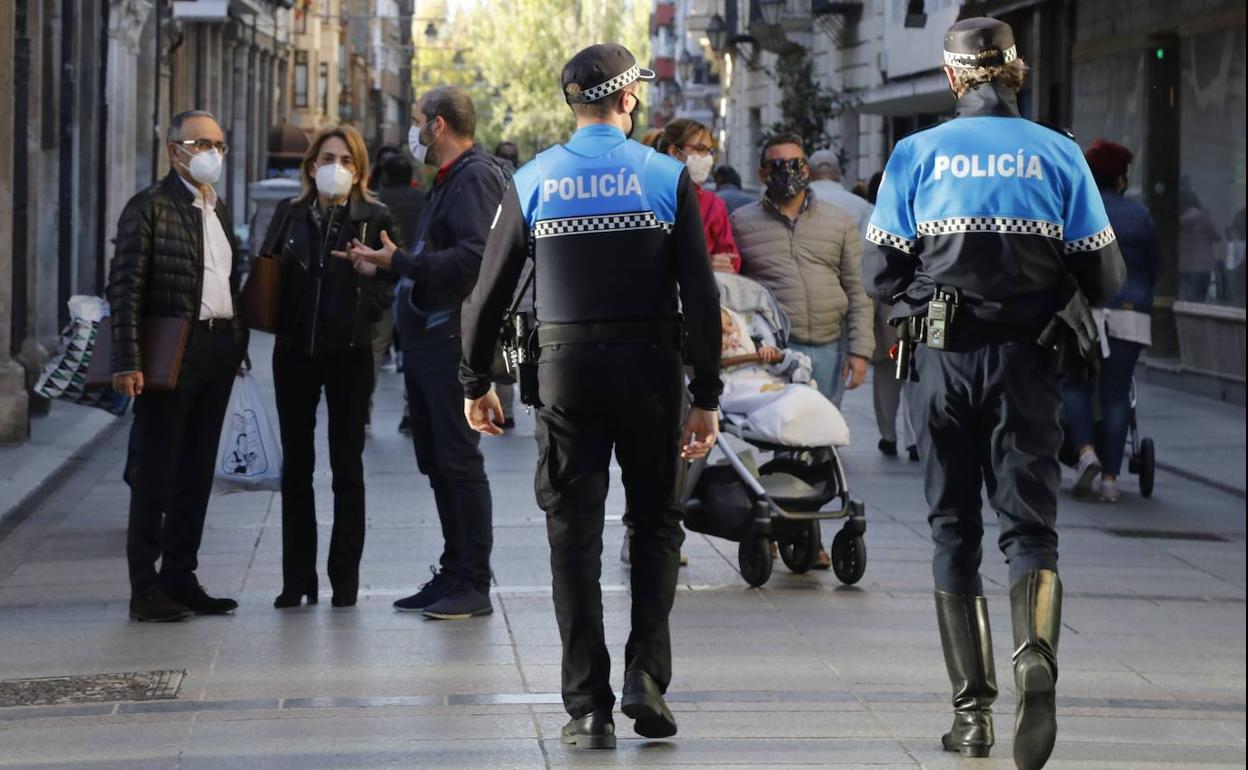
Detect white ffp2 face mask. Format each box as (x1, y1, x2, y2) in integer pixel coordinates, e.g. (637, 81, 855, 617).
(184, 148, 223, 186)
(685, 153, 714, 186)
(408, 124, 430, 166)
(314, 163, 354, 199)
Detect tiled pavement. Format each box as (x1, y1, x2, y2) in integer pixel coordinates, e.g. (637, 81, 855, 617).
(0, 336, 1243, 769)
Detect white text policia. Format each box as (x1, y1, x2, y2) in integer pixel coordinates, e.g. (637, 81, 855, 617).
(932, 152, 1045, 181)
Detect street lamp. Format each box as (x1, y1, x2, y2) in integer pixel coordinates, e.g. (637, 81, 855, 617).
(706, 14, 726, 52)
(759, 0, 785, 26)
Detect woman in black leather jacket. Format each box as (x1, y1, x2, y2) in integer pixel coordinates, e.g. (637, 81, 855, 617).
(262, 125, 397, 609)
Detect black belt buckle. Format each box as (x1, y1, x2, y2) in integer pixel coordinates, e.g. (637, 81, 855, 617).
(925, 287, 959, 350)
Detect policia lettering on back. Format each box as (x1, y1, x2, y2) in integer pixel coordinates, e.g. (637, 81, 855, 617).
(863, 17, 1125, 770)
(458, 43, 723, 750)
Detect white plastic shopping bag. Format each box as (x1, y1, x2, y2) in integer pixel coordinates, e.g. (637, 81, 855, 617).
(215, 370, 282, 491)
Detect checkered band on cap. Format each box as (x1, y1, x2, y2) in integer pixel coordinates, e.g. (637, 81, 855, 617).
(943, 44, 1018, 69)
(866, 224, 915, 255)
(580, 65, 642, 103)
(1064, 224, 1117, 254)
(916, 216, 1063, 240)
(533, 211, 672, 239)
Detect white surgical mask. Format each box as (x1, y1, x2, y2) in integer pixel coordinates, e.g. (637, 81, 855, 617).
(685, 153, 714, 186)
(408, 124, 430, 166)
(183, 148, 223, 185)
(314, 163, 354, 199)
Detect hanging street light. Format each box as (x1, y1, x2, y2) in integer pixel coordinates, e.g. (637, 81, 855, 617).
(759, 0, 786, 26)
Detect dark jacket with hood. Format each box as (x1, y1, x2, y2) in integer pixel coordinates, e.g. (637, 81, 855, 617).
(262, 194, 398, 357)
(107, 170, 249, 374)
(391, 144, 510, 347)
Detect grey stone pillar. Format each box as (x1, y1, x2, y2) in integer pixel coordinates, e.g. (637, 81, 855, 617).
(104, 0, 152, 272)
(0, 1, 32, 440)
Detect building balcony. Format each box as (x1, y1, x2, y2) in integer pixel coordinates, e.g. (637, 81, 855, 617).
(654, 57, 677, 81)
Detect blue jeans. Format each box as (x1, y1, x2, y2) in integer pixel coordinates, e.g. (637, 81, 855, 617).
(789, 337, 848, 408)
(1060, 338, 1143, 477)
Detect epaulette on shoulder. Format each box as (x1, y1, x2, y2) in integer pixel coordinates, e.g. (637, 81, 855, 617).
(1035, 120, 1076, 140)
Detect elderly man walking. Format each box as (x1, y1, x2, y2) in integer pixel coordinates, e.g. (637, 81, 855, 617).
(732, 133, 874, 409)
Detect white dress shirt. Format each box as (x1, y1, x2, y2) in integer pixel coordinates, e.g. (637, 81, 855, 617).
(180, 176, 235, 320)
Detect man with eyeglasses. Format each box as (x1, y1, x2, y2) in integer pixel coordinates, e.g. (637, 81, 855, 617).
(107, 110, 249, 622)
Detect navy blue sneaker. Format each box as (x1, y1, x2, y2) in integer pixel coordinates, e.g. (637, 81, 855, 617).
(394, 567, 452, 612)
(421, 581, 492, 620)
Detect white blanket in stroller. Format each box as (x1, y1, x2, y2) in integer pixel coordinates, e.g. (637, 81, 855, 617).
(722, 381, 851, 448)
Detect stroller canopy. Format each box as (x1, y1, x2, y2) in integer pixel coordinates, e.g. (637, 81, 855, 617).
(715, 272, 791, 349)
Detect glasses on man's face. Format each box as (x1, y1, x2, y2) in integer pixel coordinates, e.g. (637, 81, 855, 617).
(681, 144, 718, 157)
(177, 138, 229, 155)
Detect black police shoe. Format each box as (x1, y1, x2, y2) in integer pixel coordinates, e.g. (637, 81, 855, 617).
(165, 584, 238, 615)
(421, 580, 493, 620)
(129, 591, 191, 623)
(394, 567, 452, 612)
(561, 709, 616, 749)
(878, 438, 898, 457)
(621, 669, 677, 738)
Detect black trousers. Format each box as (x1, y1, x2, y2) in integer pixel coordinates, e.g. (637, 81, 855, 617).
(908, 341, 1062, 595)
(534, 343, 686, 719)
(403, 335, 493, 591)
(273, 344, 374, 594)
(125, 323, 242, 595)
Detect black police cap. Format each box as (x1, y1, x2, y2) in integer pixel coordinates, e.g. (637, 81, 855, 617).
(943, 17, 1017, 69)
(561, 43, 655, 105)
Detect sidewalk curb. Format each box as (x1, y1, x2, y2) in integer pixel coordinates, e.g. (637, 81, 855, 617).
(1155, 461, 1246, 499)
(0, 418, 123, 542)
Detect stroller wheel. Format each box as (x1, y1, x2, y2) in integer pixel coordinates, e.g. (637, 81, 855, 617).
(830, 528, 867, 585)
(1138, 438, 1156, 498)
(738, 536, 773, 588)
(779, 521, 821, 574)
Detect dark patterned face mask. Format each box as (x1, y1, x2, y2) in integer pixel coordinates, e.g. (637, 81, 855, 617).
(764, 158, 810, 201)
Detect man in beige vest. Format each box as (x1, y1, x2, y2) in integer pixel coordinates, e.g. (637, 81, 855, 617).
(731, 133, 874, 409)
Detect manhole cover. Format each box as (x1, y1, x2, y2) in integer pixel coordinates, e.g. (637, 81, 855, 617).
(0, 670, 185, 707)
(1105, 528, 1230, 542)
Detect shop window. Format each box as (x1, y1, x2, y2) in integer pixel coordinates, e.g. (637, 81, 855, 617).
(1178, 25, 1246, 307)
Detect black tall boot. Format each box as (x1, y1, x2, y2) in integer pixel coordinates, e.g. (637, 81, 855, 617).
(1010, 570, 1062, 770)
(935, 591, 997, 757)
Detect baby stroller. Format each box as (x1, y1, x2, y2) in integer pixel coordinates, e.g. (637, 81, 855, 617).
(1059, 377, 1156, 498)
(682, 273, 867, 588)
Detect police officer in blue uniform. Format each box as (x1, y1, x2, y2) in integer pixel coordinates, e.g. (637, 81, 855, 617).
(865, 19, 1125, 770)
(459, 44, 722, 749)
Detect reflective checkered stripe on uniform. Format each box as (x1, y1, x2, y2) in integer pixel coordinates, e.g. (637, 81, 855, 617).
(1064, 224, 1117, 254)
(916, 216, 1064, 240)
(532, 211, 673, 239)
(866, 223, 916, 254)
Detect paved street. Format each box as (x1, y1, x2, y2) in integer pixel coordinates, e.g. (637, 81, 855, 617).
(0, 335, 1244, 769)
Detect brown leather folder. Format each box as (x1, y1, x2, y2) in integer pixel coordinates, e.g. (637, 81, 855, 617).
(86, 316, 192, 391)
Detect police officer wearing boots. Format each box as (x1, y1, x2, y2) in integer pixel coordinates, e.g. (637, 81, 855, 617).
(460, 44, 722, 750)
(864, 19, 1124, 770)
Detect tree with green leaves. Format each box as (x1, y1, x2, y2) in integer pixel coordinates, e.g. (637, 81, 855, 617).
(425, 0, 651, 157)
(766, 50, 855, 164)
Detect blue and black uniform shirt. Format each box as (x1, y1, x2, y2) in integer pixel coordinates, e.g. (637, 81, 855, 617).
(865, 84, 1126, 325)
(460, 124, 723, 409)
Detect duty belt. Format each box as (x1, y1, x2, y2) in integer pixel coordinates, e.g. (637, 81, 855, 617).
(536, 320, 681, 349)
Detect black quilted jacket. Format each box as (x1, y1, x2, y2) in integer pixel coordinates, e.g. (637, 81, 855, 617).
(107, 171, 248, 373)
